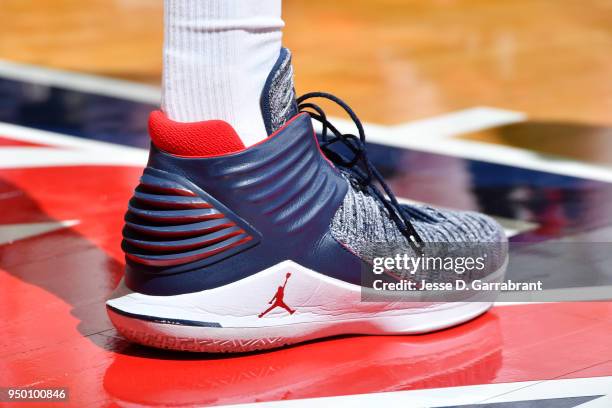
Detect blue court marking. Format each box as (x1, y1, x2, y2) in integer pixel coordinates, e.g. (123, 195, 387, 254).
(0, 77, 154, 148)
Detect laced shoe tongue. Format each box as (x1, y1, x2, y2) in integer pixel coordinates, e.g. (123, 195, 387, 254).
(260, 47, 299, 135)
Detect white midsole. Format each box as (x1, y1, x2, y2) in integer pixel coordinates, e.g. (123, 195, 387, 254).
(106, 259, 507, 330)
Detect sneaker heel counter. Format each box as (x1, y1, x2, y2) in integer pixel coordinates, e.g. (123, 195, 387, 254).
(121, 164, 261, 278)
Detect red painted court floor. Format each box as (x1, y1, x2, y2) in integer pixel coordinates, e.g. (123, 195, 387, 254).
(1, 159, 612, 407)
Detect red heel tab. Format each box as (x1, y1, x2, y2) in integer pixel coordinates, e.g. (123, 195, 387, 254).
(148, 111, 246, 157)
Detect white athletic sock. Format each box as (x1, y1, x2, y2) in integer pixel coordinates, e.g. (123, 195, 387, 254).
(162, 0, 283, 146)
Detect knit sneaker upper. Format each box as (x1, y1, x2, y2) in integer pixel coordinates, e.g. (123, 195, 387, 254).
(330, 180, 508, 282)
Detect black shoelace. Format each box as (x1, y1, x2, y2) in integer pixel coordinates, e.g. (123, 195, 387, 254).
(297, 92, 425, 253)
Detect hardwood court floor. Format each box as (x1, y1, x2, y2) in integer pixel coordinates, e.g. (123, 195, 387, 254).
(0, 1, 611, 162)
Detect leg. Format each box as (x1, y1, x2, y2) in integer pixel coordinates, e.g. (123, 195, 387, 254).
(162, 0, 283, 146)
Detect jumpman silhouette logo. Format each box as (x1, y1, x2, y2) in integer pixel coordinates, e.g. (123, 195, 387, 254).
(258, 272, 295, 318)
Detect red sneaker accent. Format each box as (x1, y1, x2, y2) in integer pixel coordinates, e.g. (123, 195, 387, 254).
(148, 110, 245, 157)
(258, 273, 295, 318)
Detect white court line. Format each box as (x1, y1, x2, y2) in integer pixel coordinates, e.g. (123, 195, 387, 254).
(0, 122, 147, 168)
(0, 59, 160, 104)
(483, 377, 612, 407)
(222, 376, 612, 408)
(0, 121, 146, 152)
(2, 59, 612, 183)
(0, 220, 79, 245)
(393, 107, 526, 137)
(0, 147, 146, 169)
(315, 107, 525, 140)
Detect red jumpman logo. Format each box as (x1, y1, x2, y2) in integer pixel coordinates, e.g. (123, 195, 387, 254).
(258, 272, 295, 318)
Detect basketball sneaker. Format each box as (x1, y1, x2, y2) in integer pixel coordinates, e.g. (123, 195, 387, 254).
(106, 48, 508, 352)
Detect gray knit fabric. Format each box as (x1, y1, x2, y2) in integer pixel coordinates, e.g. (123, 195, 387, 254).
(266, 49, 298, 134)
(331, 180, 507, 282)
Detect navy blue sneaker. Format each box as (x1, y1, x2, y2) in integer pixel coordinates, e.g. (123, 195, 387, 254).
(107, 49, 508, 352)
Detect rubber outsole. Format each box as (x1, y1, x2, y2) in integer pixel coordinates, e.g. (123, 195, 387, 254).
(107, 301, 495, 353)
(106, 259, 506, 353)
